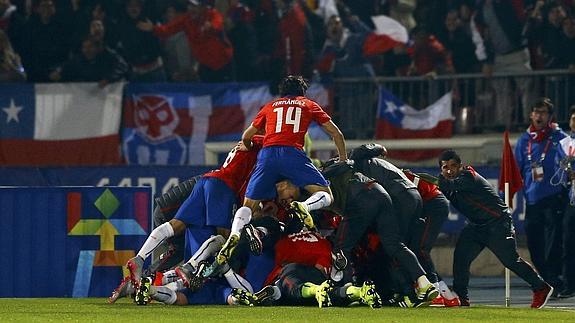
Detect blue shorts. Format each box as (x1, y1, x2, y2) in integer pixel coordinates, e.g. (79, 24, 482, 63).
(181, 279, 231, 305)
(174, 177, 238, 228)
(246, 146, 329, 200)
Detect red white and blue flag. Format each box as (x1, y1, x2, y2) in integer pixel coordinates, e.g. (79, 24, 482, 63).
(375, 88, 454, 161)
(122, 82, 331, 165)
(0, 83, 123, 166)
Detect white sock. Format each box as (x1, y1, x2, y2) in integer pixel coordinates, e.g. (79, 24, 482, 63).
(162, 270, 179, 285)
(188, 235, 225, 267)
(224, 268, 253, 293)
(150, 285, 177, 304)
(438, 280, 456, 299)
(137, 222, 175, 260)
(304, 191, 332, 211)
(165, 280, 185, 291)
(231, 206, 252, 236)
(417, 275, 432, 288)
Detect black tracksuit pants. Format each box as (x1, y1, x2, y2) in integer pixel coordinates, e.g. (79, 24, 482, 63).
(334, 181, 425, 282)
(410, 194, 449, 283)
(453, 216, 546, 300)
(524, 193, 565, 288)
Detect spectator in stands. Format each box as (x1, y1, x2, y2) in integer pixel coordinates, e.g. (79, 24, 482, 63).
(301, 0, 338, 23)
(227, 0, 261, 81)
(389, 0, 417, 32)
(515, 97, 567, 297)
(474, 0, 533, 127)
(21, 0, 71, 82)
(0, 29, 25, 81)
(138, 0, 234, 82)
(161, 1, 198, 82)
(117, 0, 167, 82)
(436, 9, 491, 74)
(0, 0, 25, 54)
(88, 18, 119, 52)
(408, 25, 454, 77)
(315, 14, 375, 79)
(524, 1, 567, 70)
(270, 0, 316, 84)
(557, 15, 575, 70)
(49, 36, 128, 87)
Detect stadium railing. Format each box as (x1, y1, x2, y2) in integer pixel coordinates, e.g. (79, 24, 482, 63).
(331, 69, 574, 139)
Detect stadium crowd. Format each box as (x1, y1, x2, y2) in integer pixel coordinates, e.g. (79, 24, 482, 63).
(1, 0, 575, 85)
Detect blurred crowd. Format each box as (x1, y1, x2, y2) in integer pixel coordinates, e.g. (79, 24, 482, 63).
(1, 0, 575, 87)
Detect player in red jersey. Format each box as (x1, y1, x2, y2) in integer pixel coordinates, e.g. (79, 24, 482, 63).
(232, 230, 382, 308)
(124, 136, 264, 289)
(216, 75, 347, 266)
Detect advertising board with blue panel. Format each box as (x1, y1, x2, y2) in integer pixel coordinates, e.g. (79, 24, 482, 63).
(0, 165, 525, 235)
(0, 186, 151, 297)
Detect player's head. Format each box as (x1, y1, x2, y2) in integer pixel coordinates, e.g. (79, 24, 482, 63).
(279, 75, 309, 97)
(530, 97, 554, 130)
(275, 180, 300, 207)
(439, 149, 463, 179)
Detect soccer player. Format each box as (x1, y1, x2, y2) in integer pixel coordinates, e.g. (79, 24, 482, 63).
(124, 136, 263, 288)
(403, 169, 459, 307)
(438, 149, 554, 308)
(216, 75, 347, 265)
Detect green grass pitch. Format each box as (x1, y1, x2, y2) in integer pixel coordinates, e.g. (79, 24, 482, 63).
(0, 299, 574, 322)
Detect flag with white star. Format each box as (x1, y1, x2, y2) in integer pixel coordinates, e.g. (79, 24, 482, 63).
(375, 87, 454, 161)
(0, 83, 124, 165)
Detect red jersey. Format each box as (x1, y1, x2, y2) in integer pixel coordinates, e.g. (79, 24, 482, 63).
(252, 96, 331, 149)
(203, 136, 263, 195)
(264, 231, 332, 285)
(403, 171, 441, 202)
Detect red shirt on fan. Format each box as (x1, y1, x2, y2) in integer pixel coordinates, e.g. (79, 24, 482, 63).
(204, 135, 263, 195)
(251, 96, 331, 150)
(264, 230, 332, 285)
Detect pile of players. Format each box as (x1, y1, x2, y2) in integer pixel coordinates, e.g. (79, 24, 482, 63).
(107, 75, 554, 309)
(108, 141, 461, 308)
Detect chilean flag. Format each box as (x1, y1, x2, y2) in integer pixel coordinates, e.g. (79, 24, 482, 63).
(0, 83, 123, 166)
(375, 88, 454, 161)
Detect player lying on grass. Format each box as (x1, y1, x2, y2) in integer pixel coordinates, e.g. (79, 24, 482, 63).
(111, 234, 279, 306)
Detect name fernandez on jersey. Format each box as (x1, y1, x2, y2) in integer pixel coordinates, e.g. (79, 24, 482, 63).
(271, 99, 306, 107)
(252, 96, 331, 149)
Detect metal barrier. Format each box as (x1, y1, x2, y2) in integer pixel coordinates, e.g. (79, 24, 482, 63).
(333, 70, 575, 139)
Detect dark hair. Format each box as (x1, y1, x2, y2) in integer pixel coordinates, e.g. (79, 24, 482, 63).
(570, 105, 575, 117)
(279, 75, 309, 97)
(438, 149, 461, 167)
(532, 97, 554, 115)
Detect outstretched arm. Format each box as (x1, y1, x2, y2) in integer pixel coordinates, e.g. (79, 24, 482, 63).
(321, 120, 347, 161)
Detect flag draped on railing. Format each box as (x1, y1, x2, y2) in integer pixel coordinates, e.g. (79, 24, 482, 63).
(375, 88, 454, 161)
(0, 83, 123, 166)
